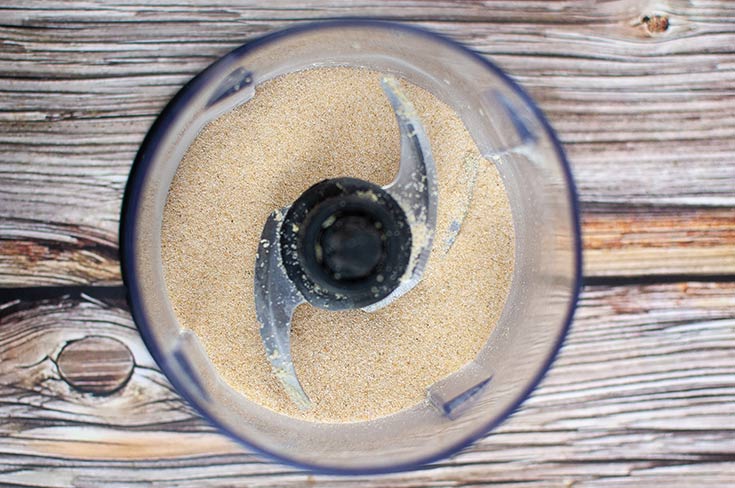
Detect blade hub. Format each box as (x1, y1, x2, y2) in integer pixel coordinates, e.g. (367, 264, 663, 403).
(321, 213, 383, 281)
(280, 177, 412, 310)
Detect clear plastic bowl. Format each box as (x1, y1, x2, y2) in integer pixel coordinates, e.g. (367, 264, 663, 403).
(120, 20, 582, 474)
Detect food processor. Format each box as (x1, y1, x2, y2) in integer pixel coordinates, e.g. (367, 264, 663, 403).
(121, 20, 582, 474)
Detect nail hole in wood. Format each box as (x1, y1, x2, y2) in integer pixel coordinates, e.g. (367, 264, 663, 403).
(642, 15, 669, 34)
(57, 336, 134, 395)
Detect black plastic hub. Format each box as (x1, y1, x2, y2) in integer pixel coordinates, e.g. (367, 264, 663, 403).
(280, 177, 412, 310)
(321, 214, 383, 281)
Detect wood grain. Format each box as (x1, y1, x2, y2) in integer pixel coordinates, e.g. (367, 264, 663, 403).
(0, 282, 733, 486)
(1, 1, 734, 285)
(583, 206, 735, 277)
(2, 2, 734, 485)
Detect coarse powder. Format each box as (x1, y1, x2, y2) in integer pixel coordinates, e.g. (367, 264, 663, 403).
(161, 67, 515, 422)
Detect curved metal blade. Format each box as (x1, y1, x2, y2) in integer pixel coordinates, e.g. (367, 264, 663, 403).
(254, 76, 437, 407)
(364, 76, 438, 312)
(254, 209, 312, 410)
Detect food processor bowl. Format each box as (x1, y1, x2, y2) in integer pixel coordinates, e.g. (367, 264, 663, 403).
(120, 20, 582, 474)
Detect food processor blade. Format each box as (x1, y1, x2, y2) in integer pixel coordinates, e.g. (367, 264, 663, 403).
(363, 77, 438, 311)
(254, 209, 311, 410)
(253, 76, 437, 408)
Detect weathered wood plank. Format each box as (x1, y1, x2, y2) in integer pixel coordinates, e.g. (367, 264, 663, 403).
(583, 206, 735, 276)
(0, 282, 733, 486)
(4, 206, 735, 286)
(0, 221, 120, 286)
(2, 1, 734, 285)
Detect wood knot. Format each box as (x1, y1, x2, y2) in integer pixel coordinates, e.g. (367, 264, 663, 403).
(642, 15, 669, 34)
(57, 336, 134, 395)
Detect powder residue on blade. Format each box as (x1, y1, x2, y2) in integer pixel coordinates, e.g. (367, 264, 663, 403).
(161, 67, 515, 422)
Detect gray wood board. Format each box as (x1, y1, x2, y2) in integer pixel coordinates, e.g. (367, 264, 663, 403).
(0, 282, 733, 486)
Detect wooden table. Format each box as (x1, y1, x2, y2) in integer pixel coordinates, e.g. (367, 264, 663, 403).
(1, 2, 734, 486)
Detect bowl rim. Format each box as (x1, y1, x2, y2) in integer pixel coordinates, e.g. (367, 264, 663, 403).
(119, 18, 583, 475)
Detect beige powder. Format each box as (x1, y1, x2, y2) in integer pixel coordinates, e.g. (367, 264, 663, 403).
(161, 67, 514, 422)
